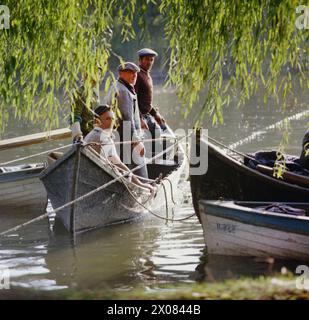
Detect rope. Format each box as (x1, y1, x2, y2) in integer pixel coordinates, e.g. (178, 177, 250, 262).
(199, 109, 309, 163)
(91, 133, 188, 216)
(0, 136, 179, 167)
(0, 143, 74, 166)
(0, 133, 191, 236)
(84, 135, 178, 146)
(162, 182, 169, 220)
(83, 143, 158, 185)
(164, 177, 176, 205)
(228, 109, 309, 150)
(124, 179, 196, 222)
(95, 144, 155, 206)
(205, 135, 257, 162)
(205, 133, 301, 165)
(0, 212, 50, 236)
(102, 140, 195, 223)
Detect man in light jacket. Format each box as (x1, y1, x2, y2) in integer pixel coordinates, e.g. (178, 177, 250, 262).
(106, 62, 148, 179)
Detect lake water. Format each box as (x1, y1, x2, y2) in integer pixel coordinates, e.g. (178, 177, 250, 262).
(0, 84, 308, 297)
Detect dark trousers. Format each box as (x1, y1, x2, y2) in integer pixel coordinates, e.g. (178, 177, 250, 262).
(118, 128, 149, 180)
(142, 114, 162, 138)
(300, 129, 309, 170)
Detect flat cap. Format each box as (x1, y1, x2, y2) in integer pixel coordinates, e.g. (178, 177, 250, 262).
(94, 104, 111, 117)
(137, 48, 158, 57)
(117, 62, 140, 72)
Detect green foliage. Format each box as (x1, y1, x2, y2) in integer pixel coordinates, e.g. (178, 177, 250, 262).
(0, 0, 126, 131)
(160, 0, 309, 127)
(0, 0, 308, 131)
(3, 273, 308, 300)
(273, 119, 291, 179)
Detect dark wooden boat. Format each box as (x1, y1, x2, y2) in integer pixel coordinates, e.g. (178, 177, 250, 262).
(0, 163, 48, 215)
(40, 137, 186, 233)
(199, 200, 309, 260)
(190, 135, 309, 221)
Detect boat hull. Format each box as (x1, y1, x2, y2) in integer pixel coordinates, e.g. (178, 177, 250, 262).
(0, 164, 48, 215)
(190, 136, 309, 220)
(41, 142, 186, 233)
(199, 200, 309, 261)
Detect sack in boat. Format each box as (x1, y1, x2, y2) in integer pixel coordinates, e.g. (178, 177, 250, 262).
(256, 203, 306, 216)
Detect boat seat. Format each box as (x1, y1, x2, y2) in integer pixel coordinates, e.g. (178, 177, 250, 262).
(256, 203, 306, 216)
(147, 158, 179, 180)
(147, 158, 177, 166)
(47, 152, 64, 166)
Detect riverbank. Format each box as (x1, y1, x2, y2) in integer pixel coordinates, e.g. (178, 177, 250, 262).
(1, 273, 308, 300)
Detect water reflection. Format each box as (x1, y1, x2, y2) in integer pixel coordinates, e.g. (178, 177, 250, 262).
(0, 181, 204, 293)
(194, 250, 305, 283)
(45, 218, 163, 290)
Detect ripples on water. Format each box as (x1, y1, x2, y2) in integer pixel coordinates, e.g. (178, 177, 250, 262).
(0, 86, 308, 297)
(0, 180, 305, 296)
(0, 181, 206, 293)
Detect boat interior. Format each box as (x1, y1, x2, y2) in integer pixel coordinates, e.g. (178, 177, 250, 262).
(147, 154, 183, 180)
(234, 201, 309, 216)
(0, 163, 46, 175)
(243, 152, 309, 188)
(47, 141, 184, 181)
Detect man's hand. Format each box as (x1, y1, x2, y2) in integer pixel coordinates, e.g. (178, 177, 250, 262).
(75, 134, 83, 142)
(71, 122, 83, 142)
(132, 142, 145, 157)
(154, 112, 165, 126)
(140, 117, 149, 130)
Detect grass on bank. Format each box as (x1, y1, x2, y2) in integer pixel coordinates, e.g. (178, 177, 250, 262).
(1, 273, 309, 300)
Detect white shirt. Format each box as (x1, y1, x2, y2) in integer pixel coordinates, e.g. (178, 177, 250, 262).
(84, 127, 117, 159)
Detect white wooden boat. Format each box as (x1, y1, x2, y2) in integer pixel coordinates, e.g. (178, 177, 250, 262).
(0, 163, 48, 215)
(199, 200, 309, 261)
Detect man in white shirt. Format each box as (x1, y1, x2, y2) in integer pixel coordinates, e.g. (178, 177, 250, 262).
(84, 105, 155, 193)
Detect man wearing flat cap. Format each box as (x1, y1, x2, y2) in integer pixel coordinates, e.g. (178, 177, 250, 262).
(106, 62, 148, 179)
(135, 48, 167, 138)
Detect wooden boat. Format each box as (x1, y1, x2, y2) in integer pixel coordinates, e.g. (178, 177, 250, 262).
(0, 128, 72, 218)
(199, 200, 309, 260)
(0, 163, 48, 215)
(40, 136, 187, 233)
(190, 135, 309, 221)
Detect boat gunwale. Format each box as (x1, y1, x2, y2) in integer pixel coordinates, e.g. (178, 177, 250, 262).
(199, 137, 309, 193)
(200, 200, 309, 236)
(40, 141, 186, 195)
(0, 164, 46, 183)
(81, 143, 185, 194)
(82, 145, 150, 194)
